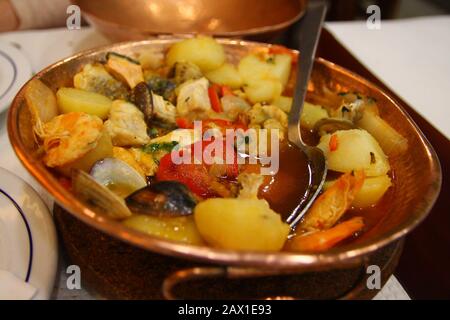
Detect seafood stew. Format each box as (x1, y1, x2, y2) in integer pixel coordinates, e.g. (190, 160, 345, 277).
(24, 36, 408, 253)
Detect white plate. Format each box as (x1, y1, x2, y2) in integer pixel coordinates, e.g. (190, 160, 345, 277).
(0, 41, 32, 114)
(0, 167, 57, 299)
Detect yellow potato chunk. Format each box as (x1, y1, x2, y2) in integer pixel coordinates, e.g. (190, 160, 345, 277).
(353, 175, 392, 208)
(239, 54, 270, 81)
(317, 129, 390, 177)
(56, 87, 112, 119)
(238, 53, 292, 87)
(272, 96, 293, 113)
(270, 54, 292, 87)
(194, 199, 290, 251)
(166, 36, 226, 72)
(244, 79, 282, 104)
(300, 102, 329, 130)
(205, 63, 243, 89)
(123, 215, 205, 246)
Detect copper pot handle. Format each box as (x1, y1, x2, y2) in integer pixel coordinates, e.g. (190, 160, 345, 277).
(162, 258, 370, 300)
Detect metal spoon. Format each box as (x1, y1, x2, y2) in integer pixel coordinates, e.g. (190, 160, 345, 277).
(285, 1, 328, 228)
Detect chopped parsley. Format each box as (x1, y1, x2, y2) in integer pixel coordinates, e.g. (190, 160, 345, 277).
(266, 57, 275, 64)
(142, 141, 179, 154)
(147, 127, 159, 138)
(106, 52, 140, 65)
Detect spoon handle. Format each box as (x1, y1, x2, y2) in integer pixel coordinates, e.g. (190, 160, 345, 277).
(288, 1, 327, 146)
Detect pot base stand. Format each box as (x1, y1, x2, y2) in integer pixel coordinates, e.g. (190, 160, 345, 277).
(54, 205, 403, 300)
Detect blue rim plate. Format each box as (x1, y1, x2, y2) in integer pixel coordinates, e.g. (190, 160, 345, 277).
(0, 167, 57, 299)
(0, 41, 32, 114)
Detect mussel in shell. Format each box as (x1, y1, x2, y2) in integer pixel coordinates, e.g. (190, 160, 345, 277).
(132, 82, 153, 122)
(125, 181, 197, 216)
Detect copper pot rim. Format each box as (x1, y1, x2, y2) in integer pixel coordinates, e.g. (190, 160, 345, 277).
(7, 38, 442, 270)
(75, 1, 306, 38)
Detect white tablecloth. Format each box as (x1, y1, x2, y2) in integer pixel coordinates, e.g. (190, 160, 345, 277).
(326, 16, 450, 139)
(3, 16, 447, 299)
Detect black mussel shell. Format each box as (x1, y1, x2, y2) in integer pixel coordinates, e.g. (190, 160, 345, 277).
(125, 181, 197, 216)
(132, 82, 153, 121)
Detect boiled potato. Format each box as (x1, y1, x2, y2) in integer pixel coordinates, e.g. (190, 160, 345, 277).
(269, 54, 292, 87)
(238, 54, 272, 82)
(123, 215, 205, 245)
(205, 63, 243, 89)
(356, 111, 408, 155)
(166, 36, 226, 72)
(244, 79, 282, 104)
(56, 87, 112, 119)
(272, 96, 293, 113)
(59, 129, 113, 176)
(238, 53, 291, 87)
(352, 174, 392, 208)
(194, 198, 290, 251)
(301, 102, 329, 130)
(138, 48, 164, 70)
(317, 129, 390, 177)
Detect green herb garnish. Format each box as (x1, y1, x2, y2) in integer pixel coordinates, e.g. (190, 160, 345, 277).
(142, 141, 179, 154)
(147, 127, 159, 138)
(106, 52, 141, 65)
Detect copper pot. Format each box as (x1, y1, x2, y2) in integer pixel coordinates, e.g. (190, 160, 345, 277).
(8, 39, 441, 297)
(72, 0, 307, 41)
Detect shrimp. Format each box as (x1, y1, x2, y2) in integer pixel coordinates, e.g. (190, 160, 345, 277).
(285, 217, 364, 252)
(301, 170, 365, 232)
(285, 171, 366, 253)
(42, 112, 103, 168)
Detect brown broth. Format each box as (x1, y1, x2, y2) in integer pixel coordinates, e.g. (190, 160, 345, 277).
(258, 142, 310, 220)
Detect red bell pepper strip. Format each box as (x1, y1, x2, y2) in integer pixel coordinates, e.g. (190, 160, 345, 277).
(208, 85, 222, 113)
(176, 117, 194, 129)
(329, 134, 339, 152)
